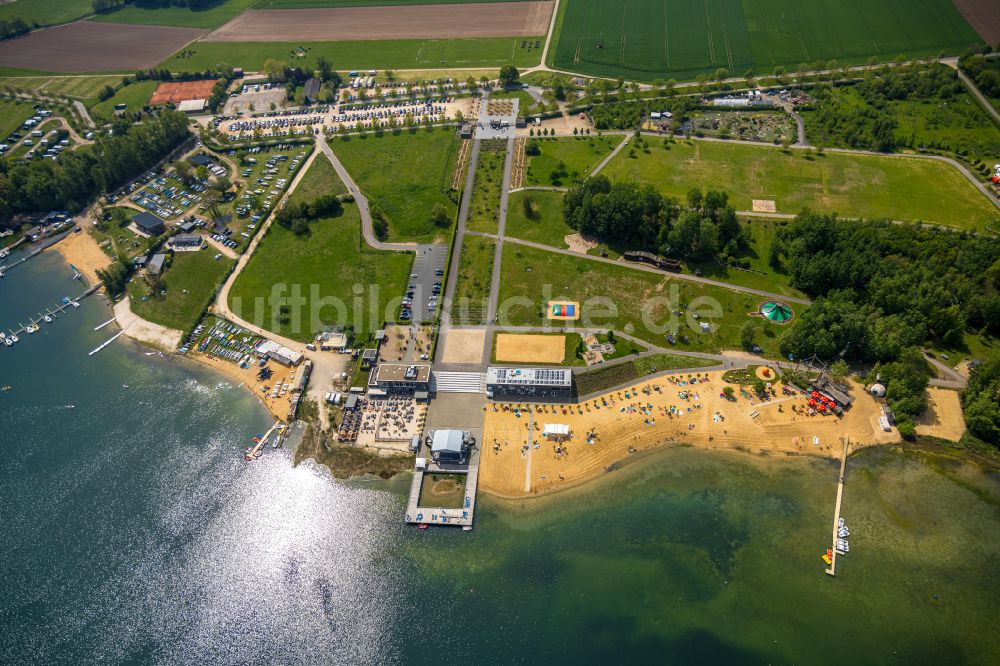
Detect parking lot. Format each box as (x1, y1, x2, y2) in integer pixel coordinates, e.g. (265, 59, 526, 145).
(402, 244, 448, 323)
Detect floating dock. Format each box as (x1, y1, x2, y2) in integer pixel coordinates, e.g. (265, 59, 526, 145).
(825, 437, 850, 577)
(0, 230, 72, 275)
(2, 284, 100, 342)
(89, 331, 123, 356)
(405, 443, 480, 530)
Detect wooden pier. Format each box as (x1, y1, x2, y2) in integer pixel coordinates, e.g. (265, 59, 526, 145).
(405, 442, 481, 530)
(0, 230, 72, 275)
(825, 437, 850, 577)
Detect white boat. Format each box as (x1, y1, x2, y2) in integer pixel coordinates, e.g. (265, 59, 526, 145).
(838, 527, 850, 538)
(2, 338, 11, 347)
(70, 301, 79, 308)
(25, 324, 38, 334)
(43, 315, 52, 323)
(9, 334, 18, 343)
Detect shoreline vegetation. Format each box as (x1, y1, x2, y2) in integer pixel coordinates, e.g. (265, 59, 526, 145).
(293, 422, 414, 480)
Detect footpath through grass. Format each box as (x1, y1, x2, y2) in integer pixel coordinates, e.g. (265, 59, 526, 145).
(127, 250, 234, 332)
(603, 138, 999, 232)
(331, 128, 459, 242)
(524, 135, 620, 186)
(498, 242, 790, 356)
(228, 203, 412, 341)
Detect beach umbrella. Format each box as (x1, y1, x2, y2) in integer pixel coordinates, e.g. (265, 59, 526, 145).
(811, 391, 820, 398)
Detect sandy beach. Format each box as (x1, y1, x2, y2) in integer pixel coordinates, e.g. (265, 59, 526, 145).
(182, 350, 298, 423)
(479, 371, 900, 498)
(48, 229, 110, 286)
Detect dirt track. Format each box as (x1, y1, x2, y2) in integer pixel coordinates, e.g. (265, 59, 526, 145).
(0, 21, 205, 74)
(203, 2, 553, 42)
(953, 0, 1000, 46)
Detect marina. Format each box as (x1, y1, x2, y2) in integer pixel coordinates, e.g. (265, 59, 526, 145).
(2, 283, 101, 344)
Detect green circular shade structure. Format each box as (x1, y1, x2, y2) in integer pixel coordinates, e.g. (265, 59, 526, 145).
(760, 301, 793, 323)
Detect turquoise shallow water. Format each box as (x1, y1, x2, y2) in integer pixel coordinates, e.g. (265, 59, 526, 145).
(2, 249, 999, 664)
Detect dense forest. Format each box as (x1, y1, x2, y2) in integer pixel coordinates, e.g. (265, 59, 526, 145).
(800, 63, 1000, 158)
(0, 112, 190, 219)
(961, 54, 1000, 99)
(773, 213, 1000, 439)
(963, 357, 1000, 445)
(562, 176, 748, 263)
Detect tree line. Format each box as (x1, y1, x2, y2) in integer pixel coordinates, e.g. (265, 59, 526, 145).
(0, 16, 30, 40)
(0, 111, 191, 220)
(562, 176, 748, 263)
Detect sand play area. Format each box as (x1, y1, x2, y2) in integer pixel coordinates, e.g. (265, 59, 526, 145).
(916, 388, 966, 442)
(441, 328, 486, 365)
(479, 370, 900, 497)
(495, 333, 565, 363)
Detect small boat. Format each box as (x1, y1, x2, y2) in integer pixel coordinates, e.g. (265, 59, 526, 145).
(417, 524, 429, 530)
(65, 404, 74, 409)
(9, 334, 18, 343)
(25, 324, 38, 334)
(70, 301, 79, 308)
(1, 385, 11, 392)
(822, 553, 832, 565)
(122, 384, 129, 389)
(43, 315, 52, 323)
(2, 338, 11, 347)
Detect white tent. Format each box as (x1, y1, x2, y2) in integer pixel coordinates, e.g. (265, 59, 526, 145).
(543, 423, 570, 438)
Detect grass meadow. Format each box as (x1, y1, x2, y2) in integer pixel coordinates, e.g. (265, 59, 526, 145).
(331, 127, 459, 242)
(524, 135, 620, 186)
(88, 81, 159, 121)
(0, 75, 122, 100)
(0, 0, 93, 27)
(506, 190, 572, 247)
(127, 249, 235, 332)
(550, 0, 981, 81)
(160, 37, 542, 73)
(228, 203, 413, 340)
(0, 98, 37, 138)
(602, 138, 999, 231)
(466, 141, 506, 234)
(452, 235, 496, 326)
(498, 242, 788, 356)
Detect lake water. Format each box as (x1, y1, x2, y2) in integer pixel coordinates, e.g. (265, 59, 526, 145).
(2, 248, 999, 664)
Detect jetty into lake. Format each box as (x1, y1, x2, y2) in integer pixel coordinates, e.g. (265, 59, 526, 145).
(0, 230, 72, 276)
(405, 438, 480, 531)
(826, 438, 850, 577)
(3, 283, 101, 343)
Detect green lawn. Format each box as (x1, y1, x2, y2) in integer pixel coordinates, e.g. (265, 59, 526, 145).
(160, 37, 542, 73)
(0, 98, 36, 139)
(498, 242, 794, 356)
(93, 0, 258, 29)
(331, 128, 459, 242)
(550, 0, 981, 81)
(290, 152, 346, 202)
(128, 249, 234, 333)
(524, 135, 620, 186)
(632, 353, 719, 375)
(467, 140, 506, 234)
(452, 235, 495, 326)
(228, 203, 412, 340)
(259, 0, 526, 6)
(0, 75, 121, 100)
(88, 81, 158, 121)
(506, 190, 573, 247)
(0, 0, 93, 27)
(602, 138, 1000, 232)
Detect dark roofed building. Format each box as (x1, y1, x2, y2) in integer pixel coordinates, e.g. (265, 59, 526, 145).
(189, 154, 215, 167)
(133, 212, 166, 236)
(170, 234, 202, 248)
(304, 78, 321, 103)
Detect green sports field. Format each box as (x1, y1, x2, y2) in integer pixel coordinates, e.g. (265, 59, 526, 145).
(602, 138, 999, 232)
(161, 37, 541, 72)
(550, 0, 982, 81)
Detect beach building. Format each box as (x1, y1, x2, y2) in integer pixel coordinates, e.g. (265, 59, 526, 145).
(132, 212, 166, 237)
(169, 234, 202, 250)
(257, 339, 303, 367)
(317, 331, 348, 351)
(486, 367, 573, 401)
(146, 253, 166, 276)
(369, 363, 431, 395)
(428, 429, 474, 465)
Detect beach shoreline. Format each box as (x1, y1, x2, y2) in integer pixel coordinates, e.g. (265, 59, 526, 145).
(47, 228, 110, 286)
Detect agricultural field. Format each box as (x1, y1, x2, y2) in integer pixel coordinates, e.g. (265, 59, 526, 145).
(227, 203, 413, 340)
(498, 242, 788, 355)
(0, 0, 93, 27)
(0, 98, 36, 139)
(466, 140, 506, 234)
(602, 138, 1000, 231)
(524, 135, 620, 186)
(0, 75, 121, 101)
(451, 235, 496, 326)
(159, 37, 541, 73)
(330, 128, 459, 242)
(88, 81, 158, 121)
(93, 0, 259, 29)
(550, 0, 981, 81)
(127, 250, 235, 333)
